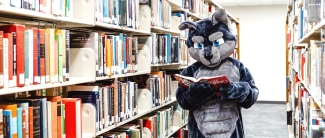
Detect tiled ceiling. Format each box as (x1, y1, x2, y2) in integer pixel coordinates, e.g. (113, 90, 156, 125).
(215, 0, 287, 7)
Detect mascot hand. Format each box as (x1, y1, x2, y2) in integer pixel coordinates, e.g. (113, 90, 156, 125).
(188, 82, 215, 97)
(218, 82, 235, 95)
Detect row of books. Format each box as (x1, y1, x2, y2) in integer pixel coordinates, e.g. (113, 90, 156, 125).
(0, 91, 81, 138)
(288, 37, 325, 108)
(0, 24, 143, 89)
(287, 73, 325, 138)
(145, 0, 172, 29)
(0, 24, 71, 89)
(70, 32, 139, 77)
(96, 0, 140, 29)
(287, 0, 325, 44)
(96, 102, 189, 138)
(0, 69, 186, 137)
(149, 33, 183, 65)
(0, 0, 73, 17)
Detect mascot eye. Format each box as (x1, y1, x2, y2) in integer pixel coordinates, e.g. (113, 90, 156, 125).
(213, 38, 224, 47)
(197, 43, 203, 49)
(213, 40, 220, 47)
(194, 43, 203, 49)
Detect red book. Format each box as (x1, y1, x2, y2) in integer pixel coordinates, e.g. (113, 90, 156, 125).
(3, 33, 13, 88)
(0, 24, 25, 87)
(174, 74, 230, 89)
(38, 29, 45, 84)
(32, 28, 39, 85)
(61, 98, 82, 138)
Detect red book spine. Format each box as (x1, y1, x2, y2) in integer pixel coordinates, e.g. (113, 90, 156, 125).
(0, 25, 25, 87)
(39, 29, 45, 84)
(62, 99, 82, 138)
(32, 28, 39, 85)
(3, 33, 13, 88)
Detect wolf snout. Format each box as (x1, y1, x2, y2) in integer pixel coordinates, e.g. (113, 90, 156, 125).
(204, 54, 213, 61)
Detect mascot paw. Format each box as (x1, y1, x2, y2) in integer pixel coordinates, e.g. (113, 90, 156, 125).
(218, 82, 235, 95)
(189, 82, 214, 97)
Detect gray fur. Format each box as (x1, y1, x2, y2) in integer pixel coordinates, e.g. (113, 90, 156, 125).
(209, 32, 223, 42)
(199, 46, 221, 68)
(189, 47, 201, 62)
(193, 60, 240, 137)
(192, 36, 204, 44)
(218, 41, 237, 62)
(179, 21, 198, 30)
(212, 8, 229, 26)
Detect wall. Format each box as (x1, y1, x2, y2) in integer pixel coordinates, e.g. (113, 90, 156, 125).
(224, 5, 287, 101)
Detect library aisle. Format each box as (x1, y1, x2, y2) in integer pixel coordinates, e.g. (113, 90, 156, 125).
(0, 0, 240, 138)
(242, 103, 288, 138)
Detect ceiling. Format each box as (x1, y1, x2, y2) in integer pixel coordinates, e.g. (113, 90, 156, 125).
(215, 0, 287, 7)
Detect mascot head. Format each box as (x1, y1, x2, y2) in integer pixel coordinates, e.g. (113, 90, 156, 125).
(179, 9, 237, 68)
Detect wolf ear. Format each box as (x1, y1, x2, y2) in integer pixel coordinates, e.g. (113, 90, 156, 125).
(212, 8, 229, 26)
(179, 21, 198, 30)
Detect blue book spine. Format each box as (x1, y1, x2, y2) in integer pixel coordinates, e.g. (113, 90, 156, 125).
(103, 0, 108, 23)
(3, 110, 12, 138)
(17, 107, 22, 138)
(39, 98, 47, 138)
(24, 31, 29, 85)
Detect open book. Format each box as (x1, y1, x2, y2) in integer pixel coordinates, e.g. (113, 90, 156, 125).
(173, 74, 230, 89)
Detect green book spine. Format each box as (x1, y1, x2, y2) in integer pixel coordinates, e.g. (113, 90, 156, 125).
(24, 31, 29, 85)
(55, 34, 63, 82)
(62, 104, 66, 137)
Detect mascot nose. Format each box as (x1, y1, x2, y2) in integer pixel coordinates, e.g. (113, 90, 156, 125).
(204, 54, 213, 61)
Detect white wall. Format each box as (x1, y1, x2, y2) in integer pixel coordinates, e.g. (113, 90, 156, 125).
(224, 5, 287, 101)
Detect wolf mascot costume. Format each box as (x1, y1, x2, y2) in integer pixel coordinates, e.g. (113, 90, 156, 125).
(176, 8, 259, 138)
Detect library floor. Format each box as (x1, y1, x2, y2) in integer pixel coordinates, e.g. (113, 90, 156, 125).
(241, 102, 288, 138)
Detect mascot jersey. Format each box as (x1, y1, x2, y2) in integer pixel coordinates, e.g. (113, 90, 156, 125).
(176, 9, 259, 138)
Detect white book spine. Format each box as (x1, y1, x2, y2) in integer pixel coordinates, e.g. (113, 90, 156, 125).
(3, 38, 8, 88)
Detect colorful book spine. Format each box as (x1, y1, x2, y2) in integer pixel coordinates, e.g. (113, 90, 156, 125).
(3, 110, 12, 138)
(24, 30, 30, 86)
(16, 107, 22, 138)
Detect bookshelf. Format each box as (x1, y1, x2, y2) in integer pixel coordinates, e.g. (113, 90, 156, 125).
(0, 0, 240, 138)
(286, 0, 325, 137)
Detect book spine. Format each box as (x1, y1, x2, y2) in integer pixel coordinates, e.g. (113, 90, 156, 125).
(24, 31, 30, 86)
(54, 35, 59, 83)
(0, 31, 3, 89)
(17, 108, 22, 138)
(33, 28, 39, 85)
(61, 30, 66, 82)
(65, 30, 70, 82)
(5, 33, 13, 87)
(57, 101, 62, 138)
(3, 38, 8, 88)
(39, 29, 46, 84)
(57, 33, 63, 83)
(28, 29, 33, 86)
(28, 107, 33, 138)
(2, 110, 11, 138)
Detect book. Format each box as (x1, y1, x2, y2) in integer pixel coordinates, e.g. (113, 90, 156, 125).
(173, 74, 230, 89)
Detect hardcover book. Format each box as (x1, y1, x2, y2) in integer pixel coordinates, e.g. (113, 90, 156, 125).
(173, 74, 230, 89)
